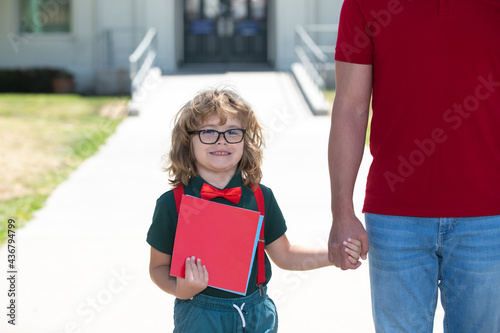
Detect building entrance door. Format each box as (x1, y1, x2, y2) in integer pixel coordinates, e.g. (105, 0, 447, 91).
(184, 0, 267, 63)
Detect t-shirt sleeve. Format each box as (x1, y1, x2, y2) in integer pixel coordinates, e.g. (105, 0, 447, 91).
(146, 191, 177, 255)
(335, 0, 373, 64)
(260, 185, 287, 245)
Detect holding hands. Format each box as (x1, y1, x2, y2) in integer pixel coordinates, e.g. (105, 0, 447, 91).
(328, 215, 369, 270)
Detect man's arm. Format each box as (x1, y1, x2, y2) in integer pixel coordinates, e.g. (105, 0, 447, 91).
(328, 61, 372, 270)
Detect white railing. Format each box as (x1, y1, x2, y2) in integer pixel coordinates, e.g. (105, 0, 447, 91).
(128, 27, 158, 115)
(294, 24, 338, 91)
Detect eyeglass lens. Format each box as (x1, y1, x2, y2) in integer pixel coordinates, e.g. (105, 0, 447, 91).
(199, 129, 244, 144)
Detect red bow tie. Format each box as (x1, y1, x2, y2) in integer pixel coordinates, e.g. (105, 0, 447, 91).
(200, 183, 241, 204)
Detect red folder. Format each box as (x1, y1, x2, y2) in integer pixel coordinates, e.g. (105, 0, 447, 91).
(170, 195, 264, 295)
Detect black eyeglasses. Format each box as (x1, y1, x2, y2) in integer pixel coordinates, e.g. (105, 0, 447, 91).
(188, 128, 246, 144)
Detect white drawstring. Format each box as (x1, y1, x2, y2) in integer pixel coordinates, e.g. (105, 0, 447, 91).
(232, 302, 246, 332)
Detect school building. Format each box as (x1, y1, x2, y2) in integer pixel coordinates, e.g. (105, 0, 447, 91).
(0, 0, 341, 95)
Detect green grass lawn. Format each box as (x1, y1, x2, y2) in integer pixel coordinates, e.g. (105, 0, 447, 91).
(325, 90, 336, 106)
(0, 94, 127, 244)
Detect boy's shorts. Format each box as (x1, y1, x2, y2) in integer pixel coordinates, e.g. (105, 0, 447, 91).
(173, 287, 278, 333)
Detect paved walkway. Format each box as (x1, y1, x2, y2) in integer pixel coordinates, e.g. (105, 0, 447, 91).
(1, 69, 443, 332)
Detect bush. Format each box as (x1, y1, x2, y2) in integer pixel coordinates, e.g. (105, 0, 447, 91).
(0, 68, 73, 93)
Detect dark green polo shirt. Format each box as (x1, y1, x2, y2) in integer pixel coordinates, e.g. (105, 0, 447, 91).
(147, 172, 287, 298)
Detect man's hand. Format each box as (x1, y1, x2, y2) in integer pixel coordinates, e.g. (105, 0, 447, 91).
(328, 215, 368, 270)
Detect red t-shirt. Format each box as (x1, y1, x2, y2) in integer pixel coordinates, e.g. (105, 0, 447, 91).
(335, 0, 500, 217)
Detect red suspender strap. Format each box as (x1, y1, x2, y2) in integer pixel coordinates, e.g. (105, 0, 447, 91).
(253, 185, 266, 287)
(173, 185, 184, 213)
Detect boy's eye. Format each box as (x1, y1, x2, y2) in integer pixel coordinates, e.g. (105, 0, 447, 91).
(226, 129, 240, 136)
(201, 129, 218, 136)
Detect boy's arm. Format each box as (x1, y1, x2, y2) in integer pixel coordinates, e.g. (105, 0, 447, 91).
(266, 235, 362, 270)
(265, 234, 331, 270)
(149, 247, 208, 299)
(149, 247, 177, 294)
(328, 61, 371, 270)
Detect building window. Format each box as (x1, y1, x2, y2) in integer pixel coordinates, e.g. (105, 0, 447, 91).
(251, 0, 266, 21)
(19, 0, 71, 34)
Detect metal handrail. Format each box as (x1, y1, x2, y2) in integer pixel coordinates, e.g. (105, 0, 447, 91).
(295, 45, 325, 90)
(128, 27, 158, 114)
(295, 25, 328, 63)
(294, 25, 338, 91)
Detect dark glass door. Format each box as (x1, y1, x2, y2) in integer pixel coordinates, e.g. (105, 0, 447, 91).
(184, 0, 268, 63)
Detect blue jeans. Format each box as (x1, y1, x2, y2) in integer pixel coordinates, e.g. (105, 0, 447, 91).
(365, 213, 500, 333)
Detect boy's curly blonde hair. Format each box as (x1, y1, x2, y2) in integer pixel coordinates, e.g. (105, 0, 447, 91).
(164, 88, 264, 188)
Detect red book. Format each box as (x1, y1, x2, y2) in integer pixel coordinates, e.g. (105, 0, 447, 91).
(170, 195, 264, 295)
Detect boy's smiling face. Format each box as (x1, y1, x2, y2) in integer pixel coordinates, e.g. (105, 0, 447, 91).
(192, 115, 244, 186)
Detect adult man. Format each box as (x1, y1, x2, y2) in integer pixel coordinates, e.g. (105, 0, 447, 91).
(327, 0, 500, 331)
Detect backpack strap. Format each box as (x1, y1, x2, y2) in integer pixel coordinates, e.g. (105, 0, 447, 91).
(173, 184, 266, 295)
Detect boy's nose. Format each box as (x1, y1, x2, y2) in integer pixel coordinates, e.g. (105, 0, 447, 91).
(216, 133, 228, 144)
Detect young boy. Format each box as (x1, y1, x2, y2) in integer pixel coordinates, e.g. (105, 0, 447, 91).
(147, 88, 361, 332)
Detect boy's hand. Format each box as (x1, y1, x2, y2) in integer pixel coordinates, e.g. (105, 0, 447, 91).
(175, 257, 209, 299)
(343, 238, 362, 265)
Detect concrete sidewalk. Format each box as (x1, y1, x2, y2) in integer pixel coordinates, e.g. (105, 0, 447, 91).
(0, 69, 443, 332)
